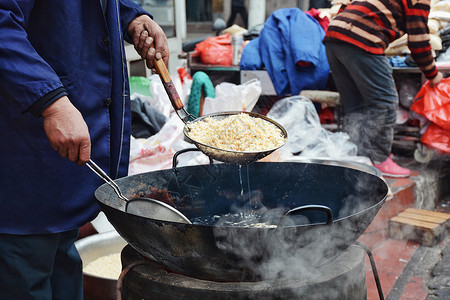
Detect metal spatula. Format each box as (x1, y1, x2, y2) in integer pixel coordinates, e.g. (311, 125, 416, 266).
(86, 159, 191, 224)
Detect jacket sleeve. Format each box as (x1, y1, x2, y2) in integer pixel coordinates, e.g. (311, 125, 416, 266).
(118, 0, 153, 44)
(405, 0, 438, 79)
(0, 0, 66, 115)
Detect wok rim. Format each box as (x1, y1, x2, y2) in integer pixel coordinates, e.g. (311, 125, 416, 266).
(96, 161, 389, 229)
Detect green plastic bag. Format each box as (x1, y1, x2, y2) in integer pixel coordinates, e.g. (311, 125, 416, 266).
(129, 76, 152, 97)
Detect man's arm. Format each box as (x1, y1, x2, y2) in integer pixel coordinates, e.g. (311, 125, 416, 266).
(405, 0, 442, 85)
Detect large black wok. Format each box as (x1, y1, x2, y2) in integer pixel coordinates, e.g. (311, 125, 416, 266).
(95, 159, 389, 282)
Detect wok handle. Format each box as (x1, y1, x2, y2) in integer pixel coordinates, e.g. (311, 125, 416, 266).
(172, 148, 214, 168)
(278, 205, 333, 227)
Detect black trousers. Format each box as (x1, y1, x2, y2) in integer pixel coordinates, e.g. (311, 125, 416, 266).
(0, 229, 82, 300)
(227, 5, 248, 28)
(325, 42, 398, 163)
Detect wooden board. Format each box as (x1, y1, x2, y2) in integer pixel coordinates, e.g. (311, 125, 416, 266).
(299, 90, 341, 107)
(389, 208, 450, 246)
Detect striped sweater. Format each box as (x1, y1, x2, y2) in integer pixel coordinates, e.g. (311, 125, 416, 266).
(323, 0, 438, 79)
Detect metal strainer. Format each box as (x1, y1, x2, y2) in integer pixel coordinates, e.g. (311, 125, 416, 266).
(152, 56, 287, 165)
(86, 159, 191, 224)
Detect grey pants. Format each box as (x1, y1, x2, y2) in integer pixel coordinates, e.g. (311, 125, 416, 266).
(326, 42, 398, 163)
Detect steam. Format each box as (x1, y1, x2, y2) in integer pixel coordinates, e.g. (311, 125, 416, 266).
(211, 169, 380, 297)
(203, 97, 400, 296)
(410, 160, 444, 210)
(342, 104, 397, 164)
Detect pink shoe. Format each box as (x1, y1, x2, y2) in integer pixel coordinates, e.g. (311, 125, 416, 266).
(373, 155, 411, 178)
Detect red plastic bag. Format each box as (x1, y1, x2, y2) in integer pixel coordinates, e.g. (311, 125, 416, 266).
(421, 123, 450, 154)
(410, 77, 450, 130)
(194, 34, 232, 66)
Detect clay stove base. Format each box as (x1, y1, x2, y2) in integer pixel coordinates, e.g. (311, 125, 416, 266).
(119, 244, 367, 300)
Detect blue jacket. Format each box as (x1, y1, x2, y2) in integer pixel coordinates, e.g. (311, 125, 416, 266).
(0, 0, 150, 234)
(240, 8, 330, 96)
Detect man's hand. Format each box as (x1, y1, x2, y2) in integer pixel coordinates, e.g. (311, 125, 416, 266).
(430, 71, 444, 87)
(127, 14, 169, 69)
(41, 96, 91, 165)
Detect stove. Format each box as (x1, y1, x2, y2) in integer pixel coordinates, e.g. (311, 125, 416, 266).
(118, 244, 367, 300)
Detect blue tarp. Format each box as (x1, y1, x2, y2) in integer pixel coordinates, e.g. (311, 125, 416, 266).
(240, 8, 330, 96)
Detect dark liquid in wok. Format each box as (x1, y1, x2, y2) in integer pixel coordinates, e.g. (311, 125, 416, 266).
(191, 210, 280, 227)
(189, 166, 285, 227)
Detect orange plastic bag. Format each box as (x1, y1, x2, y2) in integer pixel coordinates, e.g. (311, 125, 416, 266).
(194, 34, 232, 66)
(421, 123, 450, 154)
(410, 77, 450, 130)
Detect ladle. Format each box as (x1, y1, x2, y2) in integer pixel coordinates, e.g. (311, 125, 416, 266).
(86, 159, 191, 224)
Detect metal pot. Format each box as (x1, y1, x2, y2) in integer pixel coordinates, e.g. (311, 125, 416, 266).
(94, 160, 388, 282)
(75, 231, 127, 300)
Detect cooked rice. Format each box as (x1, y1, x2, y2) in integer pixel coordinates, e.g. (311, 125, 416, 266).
(83, 253, 121, 280)
(187, 113, 285, 152)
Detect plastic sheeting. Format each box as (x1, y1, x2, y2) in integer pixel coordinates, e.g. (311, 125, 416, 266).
(266, 96, 360, 160)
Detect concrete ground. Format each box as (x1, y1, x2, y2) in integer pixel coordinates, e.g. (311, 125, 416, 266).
(358, 155, 450, 300)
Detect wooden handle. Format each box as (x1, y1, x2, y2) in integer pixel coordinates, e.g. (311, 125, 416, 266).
(153, 57, 171, 83)
(152, 49, 184, 111)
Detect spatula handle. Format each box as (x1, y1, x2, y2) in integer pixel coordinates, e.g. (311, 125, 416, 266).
(152, 50, 184, 111)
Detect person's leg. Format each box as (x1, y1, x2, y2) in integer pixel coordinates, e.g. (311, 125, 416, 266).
(326, 43, 398, 163)
(0, 233, 56, 299)
(0, 230, 82, 300)
(326, 43, 371, 159)
(227, 6, 238, 27)
(344, 49, 398, 163)
(238, 6, 248, 28)
(51, 229, 83, 300)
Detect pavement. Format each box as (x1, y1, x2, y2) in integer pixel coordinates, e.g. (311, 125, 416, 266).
(358, 155, 450, 300)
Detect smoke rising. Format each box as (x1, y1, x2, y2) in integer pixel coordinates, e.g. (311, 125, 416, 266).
(211, 163, 387, 297)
